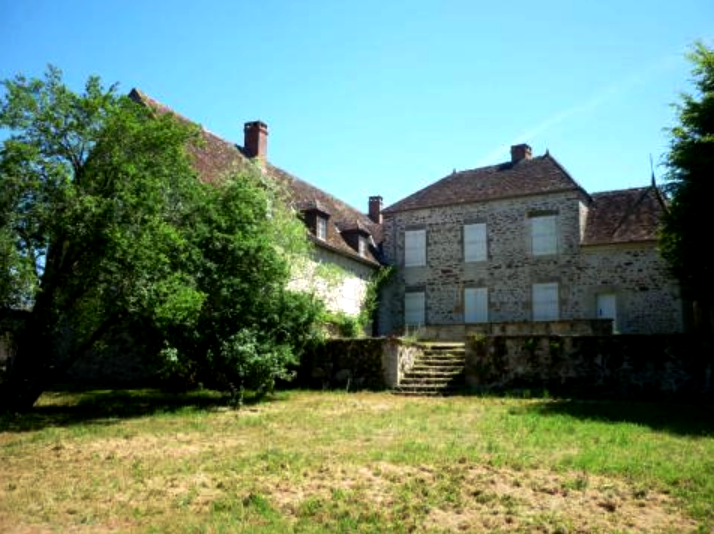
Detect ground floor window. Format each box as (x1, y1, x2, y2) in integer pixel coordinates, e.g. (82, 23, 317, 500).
(532, 282, 559, 321)
(597, 292, 618, 333)
(464, 287, 488, 323)
(404, 291, 425, 327)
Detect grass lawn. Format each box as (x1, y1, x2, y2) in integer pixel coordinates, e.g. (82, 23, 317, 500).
(1, 388, 713, 533)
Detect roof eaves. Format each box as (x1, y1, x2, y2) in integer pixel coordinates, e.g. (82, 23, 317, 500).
(308, 235, 381, 267)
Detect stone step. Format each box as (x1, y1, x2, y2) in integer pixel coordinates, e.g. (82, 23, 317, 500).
(420, 351, 466, 360)
(422, 346, 466, 352)
(417, 356, 465, 364)
(407, 367, 464, 377)
(400, 372, 464, 383)
(399, 373, 464, 385)
(392, 383, 468, 396)
(395, 342, 466, 397)
(419, 342, 466, 352)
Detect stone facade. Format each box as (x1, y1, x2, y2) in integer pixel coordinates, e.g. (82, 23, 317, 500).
(379, 164, 683, 335)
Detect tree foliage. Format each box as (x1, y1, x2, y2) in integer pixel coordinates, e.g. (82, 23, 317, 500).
(660, 42, 714, 331)
(0, 67, 321, 411)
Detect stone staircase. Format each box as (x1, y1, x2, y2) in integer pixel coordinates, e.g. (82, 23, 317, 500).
(393, 342, 466, 396)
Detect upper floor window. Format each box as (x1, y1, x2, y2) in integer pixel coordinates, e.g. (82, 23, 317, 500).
(464, 223, 487, 262)
(530, 214, 557, 256)
(316, 216, 327, 241)
(405, 229, 426, 267)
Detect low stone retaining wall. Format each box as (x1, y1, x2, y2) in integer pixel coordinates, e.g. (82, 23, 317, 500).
(419, 320, 612, 341)
(466, 334, 713, 400)
(298, 337, 421, 390)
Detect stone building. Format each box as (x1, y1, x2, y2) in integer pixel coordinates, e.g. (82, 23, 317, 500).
(129, 90, 382, 320)
(378, 144, 683, 335)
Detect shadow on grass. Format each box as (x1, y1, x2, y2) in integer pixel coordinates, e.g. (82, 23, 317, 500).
(0, 384, 287, 433)
(525, 398, 714, 437)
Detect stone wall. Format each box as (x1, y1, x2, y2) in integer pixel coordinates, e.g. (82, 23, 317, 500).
(298, 337, 420, 390)
(465, 334, 713, 400)
(289, 246, 375, 317)
(380, 192, 683, 335)
(417, 319, 613, 341)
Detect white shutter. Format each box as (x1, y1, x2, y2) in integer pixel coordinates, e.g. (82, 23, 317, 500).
(404, 292, 425, 326)
(464, 287, 488, 323)
(531, 215, 557, 256)
(405, 230, 426, 267)
(464, 223, 487, 262)
(532, 283, 559, 321)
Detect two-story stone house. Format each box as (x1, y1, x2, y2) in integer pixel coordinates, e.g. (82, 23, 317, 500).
(379, 144, 683, 335)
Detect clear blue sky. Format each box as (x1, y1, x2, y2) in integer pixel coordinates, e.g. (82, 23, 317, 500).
(1, 0, 712, 212)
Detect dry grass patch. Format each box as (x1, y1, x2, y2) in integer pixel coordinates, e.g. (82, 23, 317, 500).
(1, 389, 712, 533)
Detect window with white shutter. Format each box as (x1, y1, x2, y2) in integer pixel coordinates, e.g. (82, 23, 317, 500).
(464, 223, 487, 262)
(404, 229, 426, 267)
(530, 215, 557, 256)
(404, 292, 425, 326)
(464, 287, 488, 323)
(532, 282, 559, 321)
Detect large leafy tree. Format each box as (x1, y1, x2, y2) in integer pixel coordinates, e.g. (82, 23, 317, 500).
(660, 42, 714, 332)
(0, 67, 321, 411)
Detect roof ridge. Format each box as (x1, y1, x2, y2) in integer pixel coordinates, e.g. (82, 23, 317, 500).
(267, 163, 375, 225)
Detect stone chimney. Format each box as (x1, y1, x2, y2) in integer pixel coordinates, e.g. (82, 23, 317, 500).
(510, 143, 532, 163)
(368, 195, 383, 224)
(244, 121, 268, 160)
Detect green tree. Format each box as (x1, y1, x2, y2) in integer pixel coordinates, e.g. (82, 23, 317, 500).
(0, 67, 321, 411)
(660, 42, 714, 332)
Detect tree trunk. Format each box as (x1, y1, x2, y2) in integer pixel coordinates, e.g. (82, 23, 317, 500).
(0, 333, 55, 412)
(0, 309, 118, 413)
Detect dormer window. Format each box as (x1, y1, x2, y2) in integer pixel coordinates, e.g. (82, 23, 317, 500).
(299, 199, 331, 241)
(316, 216, 327, 241)
(342, 221, 372, 258)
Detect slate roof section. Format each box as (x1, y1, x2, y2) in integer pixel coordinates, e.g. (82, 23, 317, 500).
(383, 154, 587, 213)
(128, 89, 381, 266)
(582, 186, 665, 245)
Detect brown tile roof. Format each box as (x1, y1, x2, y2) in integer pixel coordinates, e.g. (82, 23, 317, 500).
(383, 154, 588, 213)
(582, 186, 665, 245)
(128, 89, 381, 266)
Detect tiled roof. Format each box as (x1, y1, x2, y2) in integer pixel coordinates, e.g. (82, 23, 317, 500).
(383, 154, 587, 213)
(582, 186, 665, 245)
(128, 89, 381, 266)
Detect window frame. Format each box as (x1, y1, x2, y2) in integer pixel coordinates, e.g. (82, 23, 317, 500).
(530, 214, 558, 256)
(358, 235, 368, 257)
(404, 291, 426, 327)
(316, 216, 327, 241)
(404, 229, 427, 267)
(532, 282, 559, 321)
(464, 287, 489, 324)
(464, 222, 487, 263)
